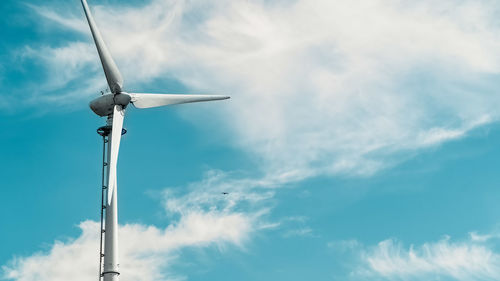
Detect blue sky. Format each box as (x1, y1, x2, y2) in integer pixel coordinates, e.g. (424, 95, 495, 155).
(2, 0, 500, 280)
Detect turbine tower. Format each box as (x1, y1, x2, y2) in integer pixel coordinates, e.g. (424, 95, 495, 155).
(80, 1, 229, 280)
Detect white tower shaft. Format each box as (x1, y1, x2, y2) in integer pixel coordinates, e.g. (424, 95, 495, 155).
(103, 168, 119, 281)
(102, 106, 124, 281)
(103, 171, 119, 281)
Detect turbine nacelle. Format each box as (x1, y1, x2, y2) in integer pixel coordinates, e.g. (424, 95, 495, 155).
(90, 92, 131, 117)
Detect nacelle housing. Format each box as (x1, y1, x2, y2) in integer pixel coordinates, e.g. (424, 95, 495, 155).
(90, 93, 131, 116)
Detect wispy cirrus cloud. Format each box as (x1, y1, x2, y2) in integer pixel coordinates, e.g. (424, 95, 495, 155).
(1, 169, 284, 281)
(25, 3, 88, 34)
(2, 213, 250, 281)
(1, 171, 262, 281)
(331, 232, 500, 281)
(18, 0, 500, 178)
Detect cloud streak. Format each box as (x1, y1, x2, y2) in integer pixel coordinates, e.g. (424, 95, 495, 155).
(2, 213, 251, 281)
(366, 238, 500, 280)
(18, 0, 500, 179)
(333, 233, 500, 281)
(2, 170, 279, 281)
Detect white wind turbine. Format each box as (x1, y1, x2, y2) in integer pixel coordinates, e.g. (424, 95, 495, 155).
(80, 1, 229, 280)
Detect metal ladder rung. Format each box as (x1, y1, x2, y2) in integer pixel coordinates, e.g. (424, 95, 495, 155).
(98, 133, 109, 281)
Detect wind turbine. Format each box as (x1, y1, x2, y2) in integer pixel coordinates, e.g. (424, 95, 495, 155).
(80, 1, 229, 280)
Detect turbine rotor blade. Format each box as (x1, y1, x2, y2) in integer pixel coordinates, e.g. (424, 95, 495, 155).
(107, 105, 125, 205)
(81, 0, 123, 93)
(129, 93, 230, 109)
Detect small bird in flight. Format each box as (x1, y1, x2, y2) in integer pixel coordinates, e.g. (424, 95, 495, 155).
(222, 192, 229, 195)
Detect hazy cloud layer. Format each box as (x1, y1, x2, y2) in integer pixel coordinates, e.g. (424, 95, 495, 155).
(2, 170, 280, 281)
(332, 233, 500, 280)
(2, 211, 252, 281)
(21, 0, 500, 178)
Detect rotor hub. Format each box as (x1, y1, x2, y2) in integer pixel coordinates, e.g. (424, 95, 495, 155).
(90, 92, 131, 117)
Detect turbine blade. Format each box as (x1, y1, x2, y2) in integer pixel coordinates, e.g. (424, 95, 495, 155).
(107, 105, 125, 205)
(81, 0, 123, 93)
(129, 93, 230, 109)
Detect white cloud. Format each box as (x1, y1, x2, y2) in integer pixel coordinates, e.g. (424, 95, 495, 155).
(1, 170, 278, 281)
(162, 170, 277, 215)
(469, 231, 500, 243)
(2, 212, 251, 281)
(26, 3, 88, 34)
(343, 234, 500, 280)
(20, 0, 500, 179)
(283, 227, 314, 238)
